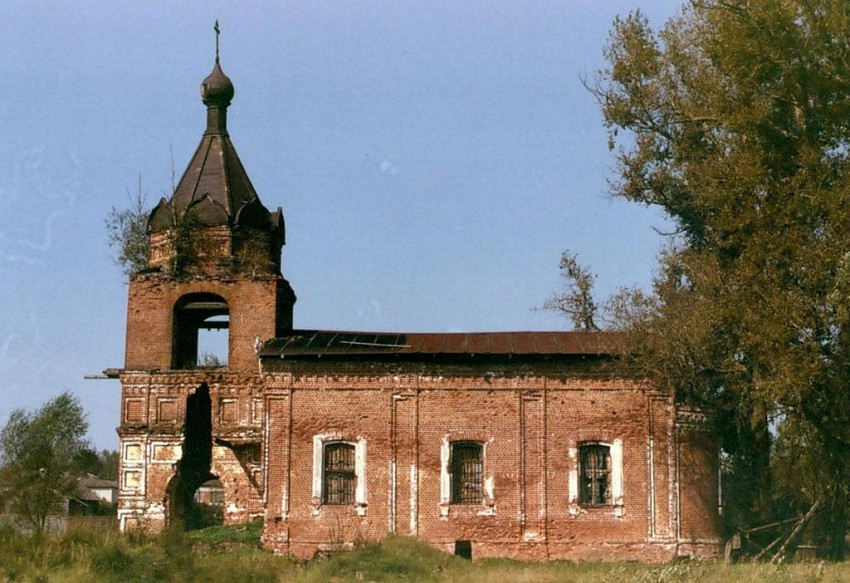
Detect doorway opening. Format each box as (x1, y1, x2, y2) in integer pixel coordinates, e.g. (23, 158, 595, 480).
(454, 540, 472, 560)
(165, 384, 222, 530)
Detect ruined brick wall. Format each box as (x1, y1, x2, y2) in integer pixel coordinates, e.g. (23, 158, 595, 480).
(117, 371, 265, 531)
(259, 359, 723, 562)
(125, 274, 292, 371)
(116, 358, 722, 559)
(148, 226, 233, 273)
(120, 255, 293, 531)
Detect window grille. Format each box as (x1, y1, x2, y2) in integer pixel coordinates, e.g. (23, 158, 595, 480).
(209, 488, 224, 505)
(579, 443, 612, 505)
(450, 441, 483, 505)
(323, 442, 356, 505)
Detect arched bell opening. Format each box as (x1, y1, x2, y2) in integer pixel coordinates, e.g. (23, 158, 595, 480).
(173, 293, 229, 369)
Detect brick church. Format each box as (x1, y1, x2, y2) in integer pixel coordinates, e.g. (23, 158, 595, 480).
(114, 52, 723, 561)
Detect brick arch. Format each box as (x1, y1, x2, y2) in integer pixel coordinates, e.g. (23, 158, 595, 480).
(173, 292, 230, 369)
(569, 428, 619, 448)
(442, 429, 492, 444)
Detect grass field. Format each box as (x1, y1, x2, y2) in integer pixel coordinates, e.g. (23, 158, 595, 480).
(2, 522, 849, 583)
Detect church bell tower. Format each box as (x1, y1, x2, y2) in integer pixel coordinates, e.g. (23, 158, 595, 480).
(124, 47, 296, 372)
(116, 27, 294, 533)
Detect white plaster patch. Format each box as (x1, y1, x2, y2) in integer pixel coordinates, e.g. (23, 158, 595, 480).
(410, 463, 418, 534)
(152, 443, 182, 462)
(612, 438, 624, 507)
(439, 437, 451, 507)
(484, 476, 495, 501)
(355, 438, 367, 511)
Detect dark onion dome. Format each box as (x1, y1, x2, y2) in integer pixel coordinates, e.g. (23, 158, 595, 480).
(150, 52, 284, 248)
(201, 60, 234, 107)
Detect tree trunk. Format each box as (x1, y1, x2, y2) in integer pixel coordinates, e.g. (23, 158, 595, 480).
(824, 467, 848, 559)
(750, 402, 772, 517)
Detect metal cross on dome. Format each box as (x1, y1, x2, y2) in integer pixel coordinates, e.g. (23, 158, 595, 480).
(214, 20, 221, 62)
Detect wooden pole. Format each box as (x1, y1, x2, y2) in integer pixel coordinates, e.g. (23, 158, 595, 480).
(770, 495, 824, 564)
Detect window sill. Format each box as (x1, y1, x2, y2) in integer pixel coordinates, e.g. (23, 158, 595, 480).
(568, 503, 625, 518)
(439, 502, 496, 518)
(310, 502, 367, 517)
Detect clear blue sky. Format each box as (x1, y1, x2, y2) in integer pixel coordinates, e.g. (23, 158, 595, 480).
(0, 1, 682, 451)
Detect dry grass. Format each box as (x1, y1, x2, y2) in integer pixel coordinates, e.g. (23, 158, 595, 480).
(292, 536, 850, 583)
(3, 524, 850, 583)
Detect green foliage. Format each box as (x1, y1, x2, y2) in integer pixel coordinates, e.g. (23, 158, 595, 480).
(75, 448, 120, 481)
(198, 351, 225, 369)
(169, 210, 209, 277)
(236, 235, 276, 275)
(593, 0, 850, 554)
(0, 524, 295, 583)
(97, 449, 120, 481)
(105, 177, 218, 279)
(106, 176, 149, 276)
(187, 518, 263, 544)
(0, 392, 91, 532)
(296, 535, 456, 583)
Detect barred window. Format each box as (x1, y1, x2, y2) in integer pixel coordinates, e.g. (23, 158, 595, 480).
(450, 441, 483, 505)
(323, 442, 356, 505)
(579, 443, 612, 505)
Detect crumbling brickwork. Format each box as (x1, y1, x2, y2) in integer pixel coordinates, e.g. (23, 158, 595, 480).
(117, 346, 722, 561)
(117, 371, 265, 531)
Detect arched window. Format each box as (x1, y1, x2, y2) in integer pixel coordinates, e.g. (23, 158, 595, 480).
(172, 293, 229, 369)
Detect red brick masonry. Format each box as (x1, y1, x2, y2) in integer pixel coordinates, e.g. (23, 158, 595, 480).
(117, 353, 722, 562)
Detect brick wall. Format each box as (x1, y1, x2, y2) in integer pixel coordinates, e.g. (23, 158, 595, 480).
(117, 371, 265, 531)
(676, 408, 722, 557)
(124, 274, 293, 371)
(117, 359, 722, 561)
(258, 360, 723, 562)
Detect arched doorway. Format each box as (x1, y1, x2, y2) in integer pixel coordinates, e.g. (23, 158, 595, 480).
(165, 384, 223, 530)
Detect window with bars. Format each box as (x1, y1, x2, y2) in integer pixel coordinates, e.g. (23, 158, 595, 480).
(323, 442, 356, 505)
(579, 443, 612, 505)
(450, 441, 484, 505)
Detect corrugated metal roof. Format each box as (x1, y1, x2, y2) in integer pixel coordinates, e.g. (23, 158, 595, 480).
(79, 476, 118, 490)
(260, 330, 619, 360)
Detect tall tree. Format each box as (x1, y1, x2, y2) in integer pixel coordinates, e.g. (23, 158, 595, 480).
(596, 0, 850, 556)
(0, 393, 91, 532)
(75, 448, 120, 481)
